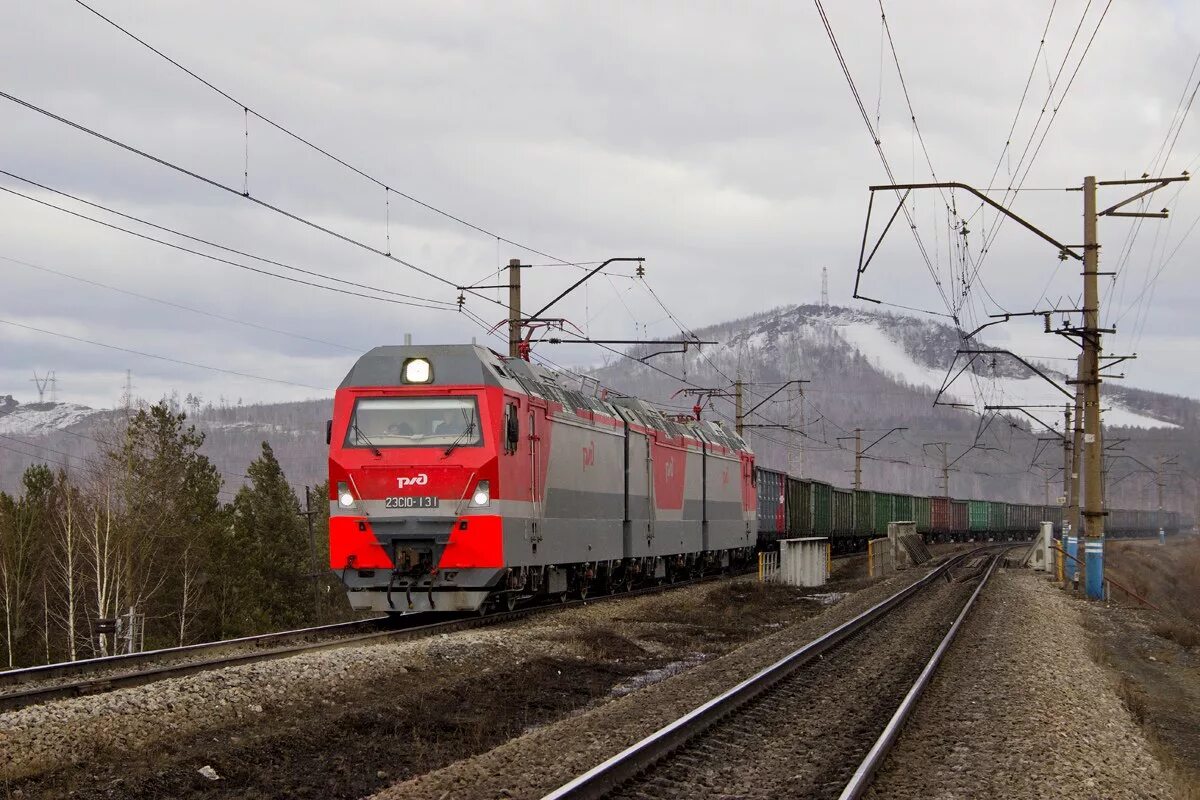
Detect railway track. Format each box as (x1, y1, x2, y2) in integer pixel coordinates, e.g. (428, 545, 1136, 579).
(0, 569, 742, 715)
(541, 546, 1010, 800)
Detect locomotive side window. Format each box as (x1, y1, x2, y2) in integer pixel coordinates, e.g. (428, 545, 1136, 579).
(504, 401, 520, 453)
(344, 396, 482, 448)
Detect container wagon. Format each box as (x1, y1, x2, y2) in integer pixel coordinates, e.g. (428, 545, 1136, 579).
(853, 490, 874, 536)
(787, 477, 812, 536)
(950, 499, 969, 539)
(832, 487, 855, 543)
(756, 468, 787, 549)
(913, 496, 932, 535)
(873, 492, 894, 538)
(812, 481, 833, 538)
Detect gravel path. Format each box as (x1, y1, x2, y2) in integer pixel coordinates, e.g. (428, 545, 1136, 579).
(866, 570, 1175, 800)
(372, 563, 946, 800)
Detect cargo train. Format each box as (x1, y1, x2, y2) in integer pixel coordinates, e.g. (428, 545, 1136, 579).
(755, 467, 1184, 555)
(327, 343, 1182, 615)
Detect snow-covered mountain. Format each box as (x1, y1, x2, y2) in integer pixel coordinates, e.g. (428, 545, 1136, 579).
(0, 396, 102, 436)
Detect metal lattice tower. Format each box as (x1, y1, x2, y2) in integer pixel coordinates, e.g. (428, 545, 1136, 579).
(821, 267, 829, 307)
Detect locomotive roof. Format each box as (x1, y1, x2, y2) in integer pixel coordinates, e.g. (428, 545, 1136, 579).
(339, 344, 751, 452)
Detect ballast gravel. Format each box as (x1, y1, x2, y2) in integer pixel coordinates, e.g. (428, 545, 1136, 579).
(0, 584, 709, 782)
(370, 564, 942, 800)
(866, 570, 1175, 800)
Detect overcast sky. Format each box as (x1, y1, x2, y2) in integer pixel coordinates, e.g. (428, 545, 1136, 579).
(3, 0, 1199, 412)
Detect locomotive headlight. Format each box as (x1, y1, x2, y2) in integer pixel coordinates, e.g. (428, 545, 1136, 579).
(337, 481, 355, 508)
(470, 480, 490, 507)
(403, 358, 432, 384)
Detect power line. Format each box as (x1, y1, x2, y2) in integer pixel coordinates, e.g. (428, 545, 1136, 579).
(0, 89, 503, 309)
(0, 169, 453, 308)
(0, 317, 333, 392)
(813, 0, 954, 318)
(70, 0, 597, 274)
(0, 181, 447, 311)
(1, 253, 362, 353)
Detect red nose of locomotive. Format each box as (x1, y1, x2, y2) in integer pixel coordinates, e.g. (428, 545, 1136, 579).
(327, 346, 510, 613)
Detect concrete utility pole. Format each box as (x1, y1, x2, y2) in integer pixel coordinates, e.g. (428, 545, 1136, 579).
(853, 428, 863, 490)
(1079, 175, 1106, 598)
(508, 258, 522, 359)
(940, 443, 950, 498)
(1156, 455, 1165, 538)
(1062, 404, 1072, 513)
(734, 379, 744, 438)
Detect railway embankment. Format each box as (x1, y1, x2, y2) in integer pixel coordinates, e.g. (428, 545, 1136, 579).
(0, 570, 893, 799)
(866, 570, 1177, 799)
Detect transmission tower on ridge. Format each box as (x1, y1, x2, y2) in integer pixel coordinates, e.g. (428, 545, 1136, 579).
(821, 267, 829, 307)
(30, 370, 55, 403)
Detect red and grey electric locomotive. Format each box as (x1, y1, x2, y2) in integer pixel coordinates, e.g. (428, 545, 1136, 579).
(327, 344, 757, 614)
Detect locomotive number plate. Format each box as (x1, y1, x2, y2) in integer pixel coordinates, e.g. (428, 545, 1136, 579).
(384, 496, 440, 509)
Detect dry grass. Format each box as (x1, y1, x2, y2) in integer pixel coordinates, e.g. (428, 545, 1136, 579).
(1108, 537, 1200, 635)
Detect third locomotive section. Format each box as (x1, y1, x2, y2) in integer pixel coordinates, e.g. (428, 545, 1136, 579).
(753, 466, 1184, 554)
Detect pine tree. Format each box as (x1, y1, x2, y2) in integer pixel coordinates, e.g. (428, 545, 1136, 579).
(229, 442, 310, 634)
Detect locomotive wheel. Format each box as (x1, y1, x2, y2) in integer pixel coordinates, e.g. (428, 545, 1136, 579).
(578, 583, 589, 600)
(558, 591, 569, 604)
(504, 593, 518, 612)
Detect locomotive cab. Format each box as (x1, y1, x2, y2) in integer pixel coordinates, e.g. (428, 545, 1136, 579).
(328, 345, 513, 613)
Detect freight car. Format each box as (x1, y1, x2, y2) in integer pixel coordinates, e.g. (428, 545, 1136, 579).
(327, 345, 756, 614)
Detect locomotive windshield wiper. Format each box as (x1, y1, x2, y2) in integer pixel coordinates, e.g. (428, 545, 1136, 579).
(443, 420, 475, 457)
(351, 419, 382, 456)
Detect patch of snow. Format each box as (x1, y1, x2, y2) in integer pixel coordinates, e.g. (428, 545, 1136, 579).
(0, 402, 98, 435)
(802, 592, 847, 606)
(831, 318, 1177, 430)
(609, 652, 709, 697)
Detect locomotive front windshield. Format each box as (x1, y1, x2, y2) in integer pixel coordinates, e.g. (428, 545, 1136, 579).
(345, 396, 482, 448)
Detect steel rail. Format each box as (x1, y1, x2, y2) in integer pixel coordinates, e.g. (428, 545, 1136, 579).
(540, 547, 996, 800)
(0, 616, 388, 688)
(837, 549, 1008, 799)
(0, 570, 737, 714)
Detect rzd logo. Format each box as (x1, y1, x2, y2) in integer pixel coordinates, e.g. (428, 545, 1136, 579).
(396, 474, 429, 489)
(582, 441, 595, 468)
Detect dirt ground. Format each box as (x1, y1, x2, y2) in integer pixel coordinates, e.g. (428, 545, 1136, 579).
(1087, 536, 1200, 798)
(5, 577, 845, 800)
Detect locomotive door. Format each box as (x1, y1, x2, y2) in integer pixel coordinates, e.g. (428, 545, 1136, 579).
(624, 426, 654, 555)
(527, 403, 545, 544)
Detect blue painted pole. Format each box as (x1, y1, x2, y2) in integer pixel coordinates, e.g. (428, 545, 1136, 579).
(1085, 539, 1104, 600)
(1065, 534, 1079, 588)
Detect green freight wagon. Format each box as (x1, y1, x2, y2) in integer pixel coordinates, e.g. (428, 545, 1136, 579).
(786, 477, 812, 535)
(854, 490, 874, 534)
(832, 488, 854, 534)
(812, 481, 833, 536)
(874, 492, 894, 536)
(968, 500, 990, 532)
(989, 502, 1007, 532)
(893, 493, 914, 522)
(913, 496, 932, 534)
